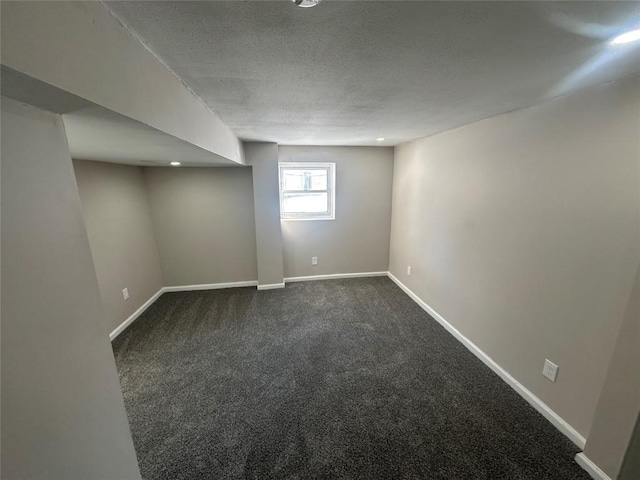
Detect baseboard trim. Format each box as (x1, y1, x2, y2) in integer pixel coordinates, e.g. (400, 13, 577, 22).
(284, 271, 388, 283)
(109, 281, 259, 341)
(387, 271, 586, 449)
(575, 453, 612, 480)
(110, 274, 386, 339)
(163, 280, 258, 292)
(109, 288, 164, 341)
(257, 282, 285, 290)
(112, 272, 588, 452)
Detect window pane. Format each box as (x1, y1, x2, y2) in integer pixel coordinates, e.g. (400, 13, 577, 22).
(282, 192, 328, 213)
(309, 171, 327, 190)
(282, 169, 327, 191)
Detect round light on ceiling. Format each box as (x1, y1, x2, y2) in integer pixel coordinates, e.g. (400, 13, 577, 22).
(170, 161, 181, 166)
(611, 28, 640, 45)
(292, 0, 322, 8)
(376, 137, 385, 142)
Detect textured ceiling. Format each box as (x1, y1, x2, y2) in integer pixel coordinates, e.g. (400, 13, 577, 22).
(106, 1, 640, 146)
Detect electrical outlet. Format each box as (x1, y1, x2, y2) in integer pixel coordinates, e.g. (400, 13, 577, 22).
(542, 359, 558, 382)
(311, 256, 318, 266)
(407, 265, 412, 276)
(122, 287, 130, 301)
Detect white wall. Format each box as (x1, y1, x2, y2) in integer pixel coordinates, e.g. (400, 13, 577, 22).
(279, 146, 394, 278)
(246, 142, 285, 287)
(389, 77, 640, 440)
(73, 160, 164, 334)
(144, 167, 258, 286)
(0, 98, 141, 479)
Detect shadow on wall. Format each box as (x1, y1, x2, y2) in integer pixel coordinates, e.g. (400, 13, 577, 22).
(620, 411, 640, 480)
(584, 264, 640, 479)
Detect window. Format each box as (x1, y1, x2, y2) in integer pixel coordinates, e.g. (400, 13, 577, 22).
(279, 162, 335, 220)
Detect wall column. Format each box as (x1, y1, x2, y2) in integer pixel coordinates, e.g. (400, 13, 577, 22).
(245, 142, 285, 288)
(0, 98, 141, 479)
(580, 266, 640, 479)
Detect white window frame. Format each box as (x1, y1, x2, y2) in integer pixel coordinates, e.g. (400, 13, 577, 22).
(278, 162, 336, 221)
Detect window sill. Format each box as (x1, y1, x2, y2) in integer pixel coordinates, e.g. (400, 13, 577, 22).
(280, 216, 335, 222)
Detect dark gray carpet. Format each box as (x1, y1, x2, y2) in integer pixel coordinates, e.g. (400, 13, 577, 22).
(112, 277, 589, 480)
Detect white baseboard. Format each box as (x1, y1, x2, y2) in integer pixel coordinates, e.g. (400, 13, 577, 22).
(110, 274, 385, 338)
(387, 271, 586, 449)
(575, 453, 612, 480)
(257, 282, 285, 290)
(109, 288, 164, 341)
(284, 271, 388, 283)
(162, 280, 258, 292)
(110, 272, 588, 454)
(109, 281, 258, 340)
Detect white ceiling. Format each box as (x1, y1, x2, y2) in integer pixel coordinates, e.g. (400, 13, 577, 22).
(0, 65, 237, 167)
(105, 0, 640, 146)
(63, 106, 239, 167)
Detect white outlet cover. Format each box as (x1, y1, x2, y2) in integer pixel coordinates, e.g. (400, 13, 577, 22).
(122, 287, 129, 300)
(312, 256, 318, 266)
(407, 266, 412, 276)
(543, 359, 558, 382)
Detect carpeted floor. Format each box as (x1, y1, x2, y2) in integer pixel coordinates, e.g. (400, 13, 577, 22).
(112, 277, 589, 480)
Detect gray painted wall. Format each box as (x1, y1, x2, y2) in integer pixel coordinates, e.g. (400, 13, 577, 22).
(0, 98, 141, 479)
(144, 167, 258, 286)
(246, 142, 285, 287)
(619, 413, 640, 480)
(389, 77, 640, 440)
(73, 160, 164, 334)
(582, 266, 640, 478)
(279, 146, 394, 278)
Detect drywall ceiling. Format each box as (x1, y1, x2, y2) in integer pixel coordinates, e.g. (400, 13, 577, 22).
(1, 65, 239, 166)
(63, 106, 240, 167)
(105, 1, 640, 146)
(0, 65, 94, 114)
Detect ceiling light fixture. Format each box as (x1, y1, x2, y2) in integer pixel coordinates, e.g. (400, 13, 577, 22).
(291, 0, 322, 8)
(376, 137, 385, 142)
(170, 161, 181, 166)
(611, 28, 640, 45)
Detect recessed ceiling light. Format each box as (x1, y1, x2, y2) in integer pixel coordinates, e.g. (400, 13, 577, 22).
(291, 0, 322, 8)
(170, 161, 181, 166)
(376, 137, 385, 142)
(611, 28, 640, 45)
